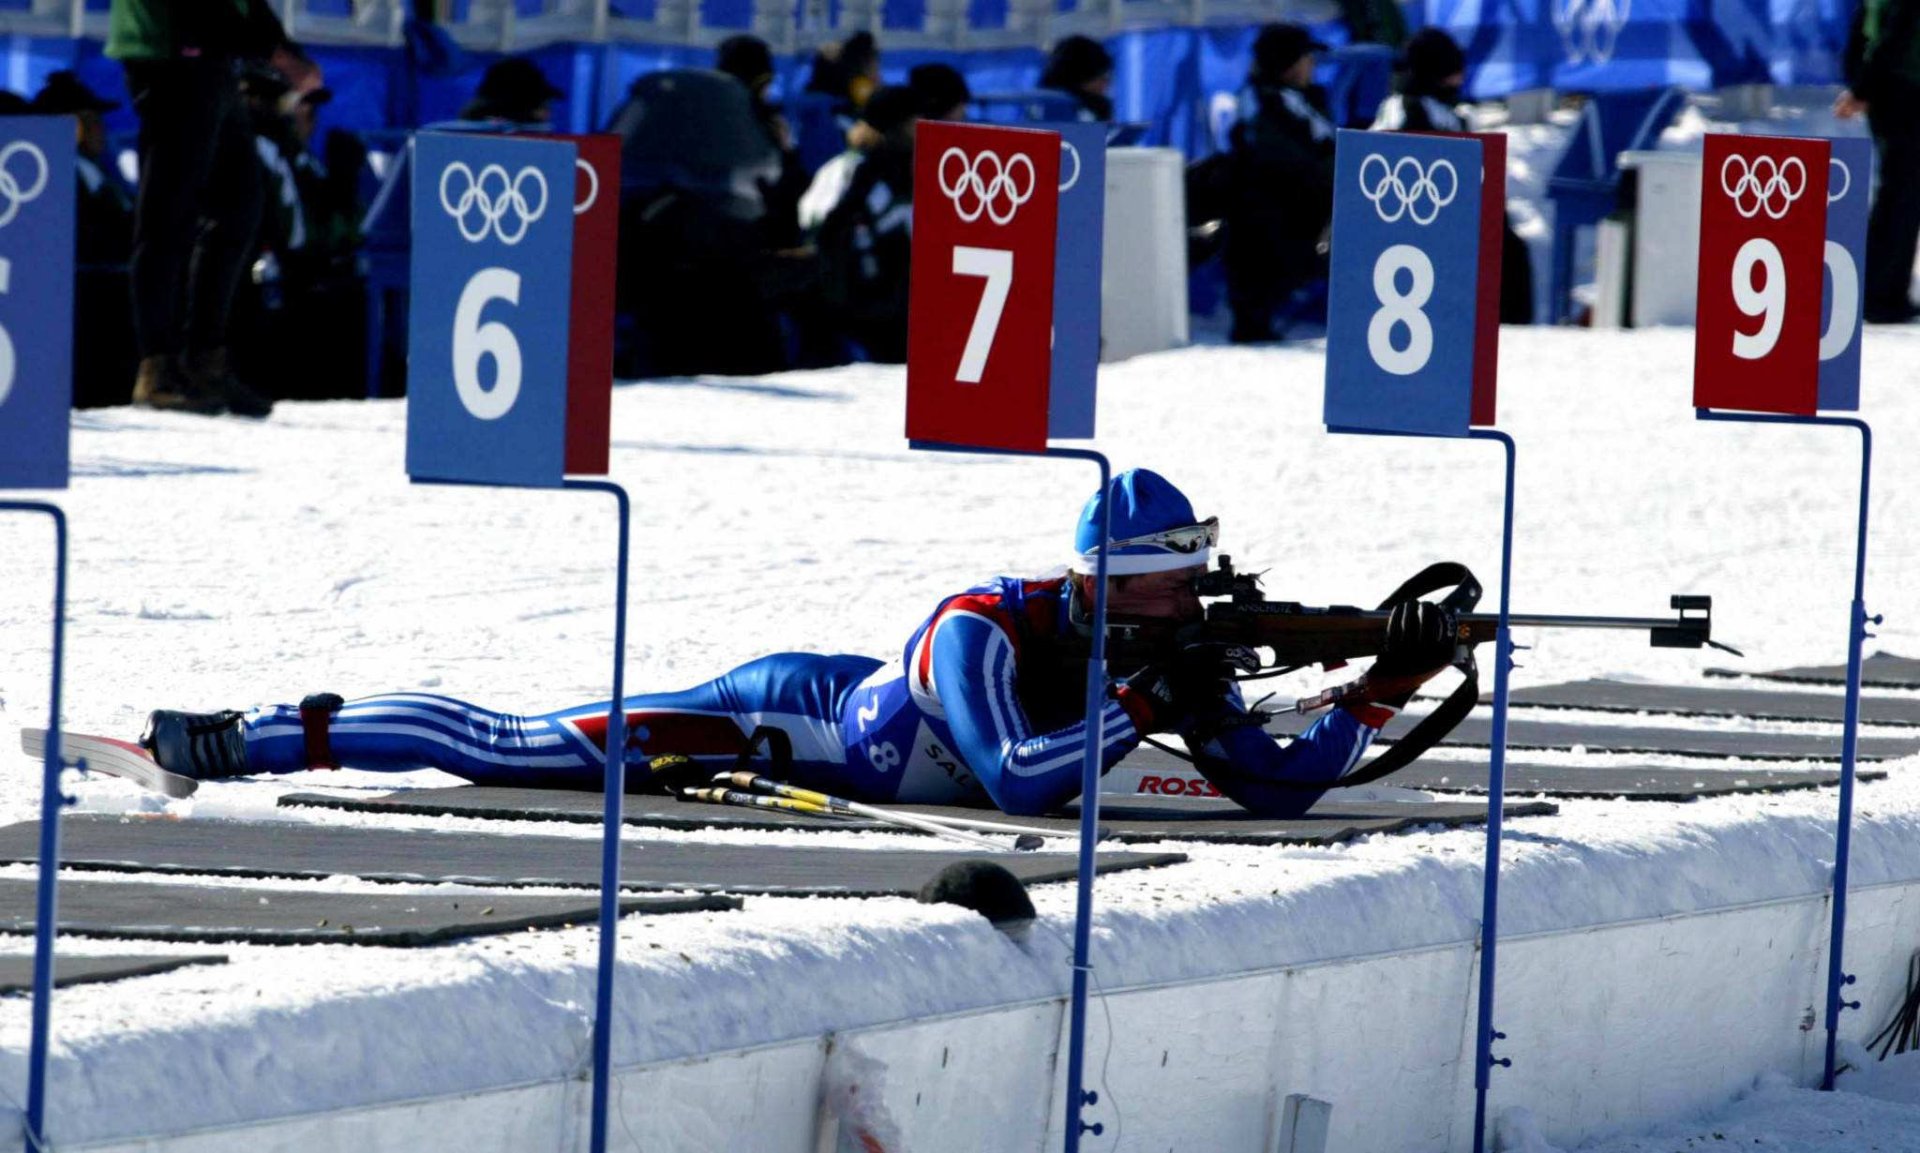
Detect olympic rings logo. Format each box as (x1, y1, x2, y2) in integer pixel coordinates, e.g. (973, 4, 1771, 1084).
(1720, 154, 1806, 220)
(0, 142, 48, 229)
(1358, 154, 1458, 226)
(1059, 141, 1081, 193)
(438, 161, 549, 245)
(1554, 0, 1630, 64)
(1828, 157, 1850, 203)
(938, 147, 1035, 225)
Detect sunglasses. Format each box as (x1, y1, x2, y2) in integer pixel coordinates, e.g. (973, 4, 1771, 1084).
(1103, 516, 1219, 556)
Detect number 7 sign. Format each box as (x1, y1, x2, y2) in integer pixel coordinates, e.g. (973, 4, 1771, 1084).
(907, 121, 1061, 451)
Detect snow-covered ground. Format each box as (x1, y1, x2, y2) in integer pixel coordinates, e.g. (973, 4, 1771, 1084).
(0, 320, 1918, 1148)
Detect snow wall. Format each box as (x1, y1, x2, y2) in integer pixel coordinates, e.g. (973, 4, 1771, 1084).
(62, 877, 1920, 1153)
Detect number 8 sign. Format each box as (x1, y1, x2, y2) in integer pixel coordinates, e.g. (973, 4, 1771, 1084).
(1693, 134, 1829, 415)
(907, 121, 1060, 452)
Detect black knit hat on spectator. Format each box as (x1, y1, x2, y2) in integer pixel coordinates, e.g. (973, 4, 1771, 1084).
(1040, 35, 1114, 90)
(716, 34, 776, 92)
(1251, 23, 1330, 83)
(909, 62, 970, 118)
(859, 84, 920, 133)
(1403, 27, 1468, 87)
(466, 57, 565, 122)
(31, 70, 118, 114)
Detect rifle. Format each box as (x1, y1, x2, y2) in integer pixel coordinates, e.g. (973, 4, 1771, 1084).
(1093, 558, 1738, 787)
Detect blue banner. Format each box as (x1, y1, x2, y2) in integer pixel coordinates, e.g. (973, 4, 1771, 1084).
(0, 117, 72, 491)
(1046, 122, 1105, 440)
(1325, 130, 1483, 438)
(406, 132, 576, 488)
(1819, 135, 1871, 413)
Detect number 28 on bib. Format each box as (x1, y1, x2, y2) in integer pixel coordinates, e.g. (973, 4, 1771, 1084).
(1693, 133, 1829, 415)
(1324, 129, 1485, 437)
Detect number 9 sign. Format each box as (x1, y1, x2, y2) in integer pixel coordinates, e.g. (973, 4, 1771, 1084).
(407, 132, 577, 488)
(1693, 134, 1829, 415)
(907, 121, 1061, 452)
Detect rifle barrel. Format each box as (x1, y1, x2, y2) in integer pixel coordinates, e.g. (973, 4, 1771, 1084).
(1469, 612, 1700, 632)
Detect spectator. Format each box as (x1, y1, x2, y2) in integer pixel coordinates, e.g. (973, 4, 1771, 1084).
(1370, 27, 1533, 323)
(805, 31, 880, 120)
(1039, 36, 1115, 121)
(460, 56, 563, 126)
(32, 72, 134, 266)
(1223, 23, 1337, 343)
(909, 62, 971, 121)
(33, 72, 137, 407)
(1838, 0, 1920, 323)
(108, 0, 318, 417)
(718, 33, 809, 249)
(800, 85, 919, 362)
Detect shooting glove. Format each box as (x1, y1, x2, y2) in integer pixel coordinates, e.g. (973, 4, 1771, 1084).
(1115, 665, 1186, 733)
(1360, 600, 1455, 711)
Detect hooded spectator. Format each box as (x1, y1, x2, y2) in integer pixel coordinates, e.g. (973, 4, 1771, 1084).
(800, 84, 919, 362)
(909, 62, 971, 121)
(35, 72, 136, 407)
(1039, 35, 1115, 121)
(1222, 22, 1337, 342)
(460, 56, 563, 126)
(718, 34, 809, 248)
(805, 30, 880, 117)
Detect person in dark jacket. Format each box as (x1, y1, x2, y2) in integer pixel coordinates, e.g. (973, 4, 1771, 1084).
(1369, 28, 1533, 324)
(909, 62, 971, 122)
(805, 30, 880, 122)
(459, 56, 563, 126)
(1839, 0, 1920, 323)
(108, 0, 318, 416)
(33, 71, 138, 407)
(1038, 35, 1115, 121)
(800, 85, 918, 363)
(718, 34, 810, 250)
(1223, 23, 1337, 343)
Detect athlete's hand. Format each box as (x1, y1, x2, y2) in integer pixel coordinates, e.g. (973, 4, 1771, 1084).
(1116, 665, 1192, 733)
(1362, 600, 1455, 710)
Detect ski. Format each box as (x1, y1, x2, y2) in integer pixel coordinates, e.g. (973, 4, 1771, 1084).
(19, 729, 198, 799)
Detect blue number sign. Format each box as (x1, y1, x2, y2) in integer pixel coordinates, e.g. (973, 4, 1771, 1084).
(0, 118, 73, 490)
(1046, 122, 1106, 440)
(406, 132, 576, 488)
(1818, 136, 1871, 412)
(1324, 129, 1483, 437)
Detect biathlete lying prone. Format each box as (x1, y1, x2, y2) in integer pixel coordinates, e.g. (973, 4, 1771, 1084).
(140, 469, 1455, 816)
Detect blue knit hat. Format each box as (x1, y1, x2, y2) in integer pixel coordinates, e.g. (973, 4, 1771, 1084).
(1071, 468, 1216, 575)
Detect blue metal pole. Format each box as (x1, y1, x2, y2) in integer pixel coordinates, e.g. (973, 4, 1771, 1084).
(565, 479, 633, 1153)
(1695, 409, 1873, 1089)
(2, 501, 70, 1153)
(906, 440, 1112, 1146)
(1465, 430, 1517, 1153)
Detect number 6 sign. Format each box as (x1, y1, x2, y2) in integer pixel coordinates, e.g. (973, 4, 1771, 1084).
(907, 121, 1061, 452)
(407, 132, 578, 487)
(1693, 133, 1829, 415)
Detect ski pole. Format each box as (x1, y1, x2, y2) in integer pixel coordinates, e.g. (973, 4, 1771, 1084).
(719, 771, 1042, 851)
(682, 786, 854, 821)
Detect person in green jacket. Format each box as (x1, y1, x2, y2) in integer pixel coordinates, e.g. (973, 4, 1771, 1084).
(109, 0, 320, 416)
(1838, 0, 1920, 323)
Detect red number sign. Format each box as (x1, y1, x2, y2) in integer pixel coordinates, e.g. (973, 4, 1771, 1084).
(1693, 134, 1829, 415)
(907, 121, 1061, 451)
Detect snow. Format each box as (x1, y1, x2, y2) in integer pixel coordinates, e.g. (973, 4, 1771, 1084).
(2, 89, 1920, 1149)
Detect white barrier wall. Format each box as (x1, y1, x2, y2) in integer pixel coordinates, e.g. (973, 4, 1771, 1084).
(71, 878, 1920, 1153)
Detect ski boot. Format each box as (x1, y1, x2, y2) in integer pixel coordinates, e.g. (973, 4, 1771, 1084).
(139, 709, 251, 780)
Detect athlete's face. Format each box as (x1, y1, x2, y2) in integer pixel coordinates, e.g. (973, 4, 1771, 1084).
(1101, 568, 1204, 622)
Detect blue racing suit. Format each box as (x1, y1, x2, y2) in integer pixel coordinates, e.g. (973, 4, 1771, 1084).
(242, 575, 1385, 816)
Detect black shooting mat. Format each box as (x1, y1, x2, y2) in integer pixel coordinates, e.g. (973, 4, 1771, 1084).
(0, 953, 226, 994)
(277, 788, 1550, 847)
(1117, 744, 1887, 801)
(1707, 652, 1920, 688)
(0, 877, 737, 947)
(0, 816, 1184, 897)
(1264, 711, 1920, 762)
(1507, 679, 1920, 727)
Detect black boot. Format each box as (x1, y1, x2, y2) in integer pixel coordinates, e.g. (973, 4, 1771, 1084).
(140, 710, 251, 779)
(184, 348, 275, 418)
